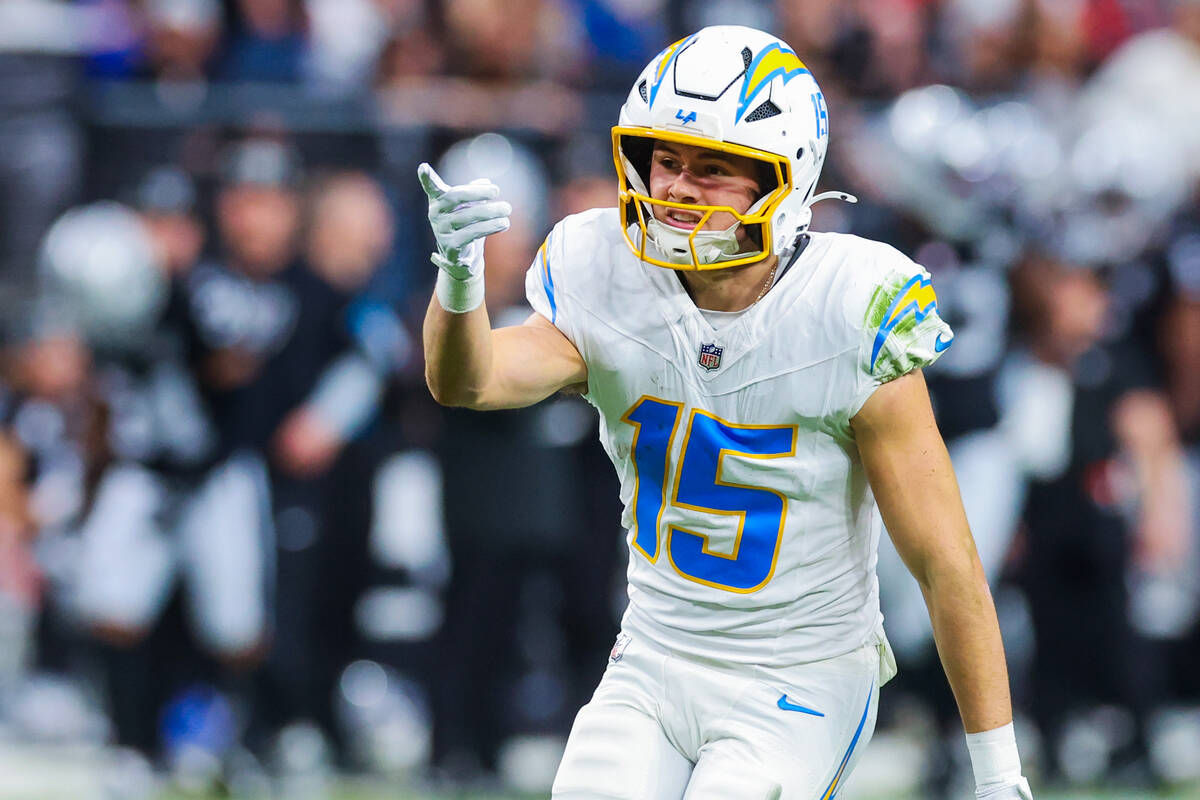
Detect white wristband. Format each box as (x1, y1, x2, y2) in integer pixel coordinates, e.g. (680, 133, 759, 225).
(435, 266, 485, 314)
(966, 722, 1023, 790)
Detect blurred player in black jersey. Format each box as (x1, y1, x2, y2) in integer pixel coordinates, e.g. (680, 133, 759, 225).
(183, 140, 400, 758)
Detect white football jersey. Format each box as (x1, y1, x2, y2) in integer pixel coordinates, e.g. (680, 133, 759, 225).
(525, 208, 953, 669)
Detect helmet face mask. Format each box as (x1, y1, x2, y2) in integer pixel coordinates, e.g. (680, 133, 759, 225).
(612, 26, 830, 271)
(612, 127, 791, 270)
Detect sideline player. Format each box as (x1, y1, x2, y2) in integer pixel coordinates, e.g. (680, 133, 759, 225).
(419, 25, 1032, 800)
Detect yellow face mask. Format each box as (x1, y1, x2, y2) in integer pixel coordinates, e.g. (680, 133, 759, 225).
(611, 126, 793, 271)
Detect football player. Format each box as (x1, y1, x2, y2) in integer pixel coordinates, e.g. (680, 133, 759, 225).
(419, 25, 1032, 800)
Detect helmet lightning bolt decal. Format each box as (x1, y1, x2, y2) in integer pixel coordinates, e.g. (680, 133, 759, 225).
(648, 34, 697, 109)
(737, 43, 810, 121)
(870, 275, 939, 371)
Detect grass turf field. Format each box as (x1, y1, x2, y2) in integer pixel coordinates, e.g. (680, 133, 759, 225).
(152, 784, 1200, 800)
(5, 740, 1199, 799)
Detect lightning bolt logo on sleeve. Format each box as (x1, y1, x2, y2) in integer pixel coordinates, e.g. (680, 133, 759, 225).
(869, 274, 939, 372)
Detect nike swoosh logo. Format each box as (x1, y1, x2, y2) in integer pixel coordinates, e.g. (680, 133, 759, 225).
(934, 332, 954, 352)
(777, 694, 825, 716)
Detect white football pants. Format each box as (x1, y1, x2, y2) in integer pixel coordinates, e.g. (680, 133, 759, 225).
(74, 452, 272, 654)
(553, 633, 880, 800)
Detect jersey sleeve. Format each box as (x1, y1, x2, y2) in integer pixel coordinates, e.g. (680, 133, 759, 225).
(848, 248, 954, 414)
(524, 221, 578, 345)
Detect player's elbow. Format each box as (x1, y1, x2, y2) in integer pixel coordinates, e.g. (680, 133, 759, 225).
(425, 370, 485, 409)
(913, 542, 987, 596)
(425, 376, 467, 408)
(428, 387, 483, 409)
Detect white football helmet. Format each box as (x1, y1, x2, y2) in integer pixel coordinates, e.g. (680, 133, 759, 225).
(39, 201, 167, 348)
(613, 25, 852, 271)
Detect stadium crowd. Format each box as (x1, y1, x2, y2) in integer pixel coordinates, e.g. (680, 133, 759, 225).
(0, 0, 1198, 797)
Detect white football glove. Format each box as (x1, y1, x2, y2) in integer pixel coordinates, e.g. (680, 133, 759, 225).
(417, 162, 511, 312)
(976, 777, 1033, 799)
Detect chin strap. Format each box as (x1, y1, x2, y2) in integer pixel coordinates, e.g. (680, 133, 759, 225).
(644, 215, 753, 265)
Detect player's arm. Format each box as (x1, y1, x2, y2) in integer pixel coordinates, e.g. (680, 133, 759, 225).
(418, 163, 587, 410)
(424, 306, 586, 409)
(852, 370, 1032, 800)
(1111, 389, 1191, 566)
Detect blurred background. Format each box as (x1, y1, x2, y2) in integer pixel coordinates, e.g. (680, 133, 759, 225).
(0, 0, 1199, 798)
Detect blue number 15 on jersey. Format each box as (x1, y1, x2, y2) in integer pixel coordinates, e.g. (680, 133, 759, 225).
(621, 396, 797, 593)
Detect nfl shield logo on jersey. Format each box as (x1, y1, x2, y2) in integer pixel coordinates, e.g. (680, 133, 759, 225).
(698, 342, 723, 371)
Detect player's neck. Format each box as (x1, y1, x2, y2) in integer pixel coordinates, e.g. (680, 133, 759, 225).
(679, 255, 779, 312)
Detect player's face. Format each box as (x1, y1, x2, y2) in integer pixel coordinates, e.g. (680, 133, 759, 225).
(648, 142, 762, 233)
(217, 184, 299, 275)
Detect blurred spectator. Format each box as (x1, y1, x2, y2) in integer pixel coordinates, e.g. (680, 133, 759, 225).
(132, 165, 207, 278)
(0, 321, 100, 689)
(268, 169, 414, 768)
(1078, 0, 1200, 181)
(1006, 251, 1191, 786)
(775, 0, 840, 75)
(1, 324, 96, 535)
(276, 170, 401, 479)
(304, 171, 395, 293)
(187, 138, 303, 416)
(1029, 0, 1090, 81)
(1162, 278, 1200, 441)
(187, 139, 396, 476)
(304, 0, 391, 94)
(565, 0, 666, 89)
(939, 0, 1029, 96)
(1161, 184, 1200, 444)
(442, 0, 549, 79)
(373, 5, 585, 136)
(81, 0, 146, 79)
(374, 17, 446, 87)
(145, 0, 224, 81)
(1019, 0, 1093, 121)
(184, 144, 403, 761)
(854, 0, 930, 97)
(217, 0, 308, 83)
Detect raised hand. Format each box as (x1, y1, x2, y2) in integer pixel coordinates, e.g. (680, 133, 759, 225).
(417, 163, 512, 281)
